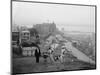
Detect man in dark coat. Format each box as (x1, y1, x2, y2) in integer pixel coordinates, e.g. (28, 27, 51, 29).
(35, 47, 41, 63)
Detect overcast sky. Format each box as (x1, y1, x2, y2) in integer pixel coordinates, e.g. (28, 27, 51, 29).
(12, 1, 95, 32)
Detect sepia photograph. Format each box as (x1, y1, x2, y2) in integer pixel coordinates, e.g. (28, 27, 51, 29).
(11, 0, 96, 74)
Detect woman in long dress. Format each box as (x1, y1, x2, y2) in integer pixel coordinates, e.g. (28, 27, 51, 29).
(48, 47, 55, 63)
(60, 46, 66, 63)
(35, 47, 41, 63)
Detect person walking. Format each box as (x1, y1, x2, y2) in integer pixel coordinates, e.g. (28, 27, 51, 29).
(35, 47, 41, 63)
(48, 47, 55, 63)
(60, 46, 66, 63)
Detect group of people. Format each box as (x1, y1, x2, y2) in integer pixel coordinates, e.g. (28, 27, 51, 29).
(48, 45, 67, 63)
(34, 43, 67, 64)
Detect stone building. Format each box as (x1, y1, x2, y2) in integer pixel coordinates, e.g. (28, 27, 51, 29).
(33, 22, 57, 39)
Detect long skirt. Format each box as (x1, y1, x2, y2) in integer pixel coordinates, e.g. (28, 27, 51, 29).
(60, 55, 64, 63)
(36, 56, 39, 63)
(49, 54, 55, 63)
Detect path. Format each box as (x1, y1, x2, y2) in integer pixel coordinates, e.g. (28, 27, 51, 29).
(64, 42, 95, 64)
